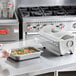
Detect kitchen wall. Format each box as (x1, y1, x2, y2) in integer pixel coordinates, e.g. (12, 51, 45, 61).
(17, 0, 76, 7)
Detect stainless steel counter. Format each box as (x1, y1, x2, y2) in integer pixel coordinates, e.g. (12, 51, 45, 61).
(0, 39, 76, 76)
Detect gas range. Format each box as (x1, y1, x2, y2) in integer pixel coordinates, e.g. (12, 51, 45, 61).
(18, 6, 76, 39)
(19, 6, 76, 17)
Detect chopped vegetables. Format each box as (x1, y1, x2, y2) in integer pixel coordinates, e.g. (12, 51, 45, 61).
(11, 47, 37, 55)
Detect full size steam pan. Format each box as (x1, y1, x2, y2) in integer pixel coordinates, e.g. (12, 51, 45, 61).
(9, 47, 42, 61)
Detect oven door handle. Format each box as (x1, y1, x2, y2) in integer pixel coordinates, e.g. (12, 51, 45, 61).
(0, 29, 9, 35)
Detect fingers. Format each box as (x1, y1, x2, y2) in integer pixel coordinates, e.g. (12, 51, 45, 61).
(6, 50, 11, 54)
(0, 50, 11, 58)
(2, 51, 10, 58)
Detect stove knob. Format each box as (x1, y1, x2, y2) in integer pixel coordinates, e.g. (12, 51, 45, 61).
(73, 23, 76, 28)
(33, 26, 36, 29)
(27, 24, 30, 27)
(37, 24, 40, 26)
(39, 25, 43, 28)
(56, 24, 64, 29)
(43, 24, 47, 26)
(66, 41, 73, 47)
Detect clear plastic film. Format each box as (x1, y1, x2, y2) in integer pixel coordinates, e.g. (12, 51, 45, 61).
(0, 0, 15, 19)
(0, 39, 42, 54)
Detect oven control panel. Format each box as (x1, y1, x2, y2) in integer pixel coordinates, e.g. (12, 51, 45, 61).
(25, 23, 47, 34)
(24, 21, 76, 34)
(73, 23, 76, 29)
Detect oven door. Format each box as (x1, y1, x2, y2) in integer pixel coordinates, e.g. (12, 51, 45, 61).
(0, 25, 19, 41)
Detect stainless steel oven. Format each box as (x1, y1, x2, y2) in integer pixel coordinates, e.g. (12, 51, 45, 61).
(17, 6, 76, 39)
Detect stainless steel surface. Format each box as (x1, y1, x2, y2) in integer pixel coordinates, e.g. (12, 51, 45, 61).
(23, 16, 76, 33)
(10, 47, 42, 61)
(54, 71, 58, 76)
(18, 6, 76, 39)
(66, 41, 73, 47)
(17, 0, 76, 40)
(22, 16, 76, 40)
(0, 39, 76, 76)
(38, 26, 74, 55)
(0, 13, 19, 41)
(0, 0, 19, 41)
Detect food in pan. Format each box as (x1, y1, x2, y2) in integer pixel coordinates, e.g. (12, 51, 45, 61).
(11, 47, 37, 55)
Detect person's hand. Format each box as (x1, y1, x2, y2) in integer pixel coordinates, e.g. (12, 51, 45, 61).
(0, 51, 10, 58)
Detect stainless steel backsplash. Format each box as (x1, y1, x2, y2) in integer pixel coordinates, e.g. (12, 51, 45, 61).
(17, 0, 76, 7)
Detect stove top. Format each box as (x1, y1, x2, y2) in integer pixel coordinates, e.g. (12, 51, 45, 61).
(18, 6, 76, 17)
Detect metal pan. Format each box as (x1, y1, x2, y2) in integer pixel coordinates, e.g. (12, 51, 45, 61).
(9, 47, 43, 61)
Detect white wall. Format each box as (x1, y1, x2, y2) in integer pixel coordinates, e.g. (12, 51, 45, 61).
(17, 0, 76, 7)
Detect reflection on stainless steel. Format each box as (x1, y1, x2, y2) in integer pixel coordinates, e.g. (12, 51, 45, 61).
(6, 57, 41, 68)
(0, 65, 10, 76)
(1, 69, 10, 76)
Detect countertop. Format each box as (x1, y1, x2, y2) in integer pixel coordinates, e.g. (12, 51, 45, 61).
(0, 38, 76, 76)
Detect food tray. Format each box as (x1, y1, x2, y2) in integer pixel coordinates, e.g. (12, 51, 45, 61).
(9, 47, 43, 61)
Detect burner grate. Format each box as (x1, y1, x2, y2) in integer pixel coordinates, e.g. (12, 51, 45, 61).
(18, 6, 76, 17)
